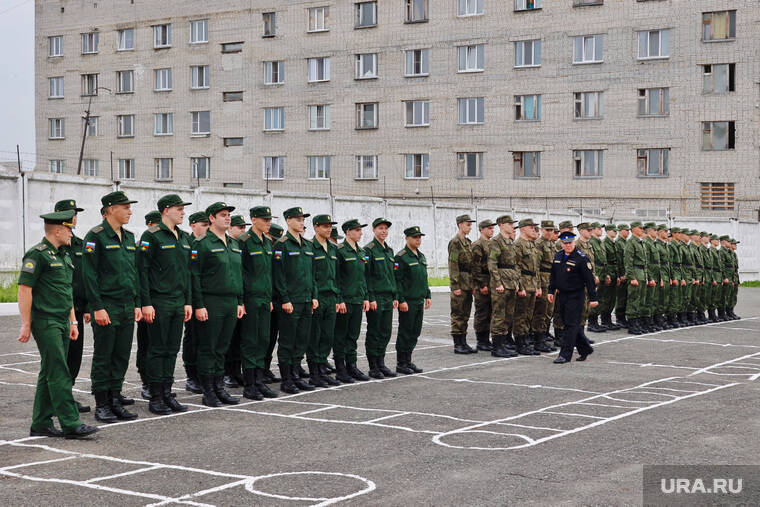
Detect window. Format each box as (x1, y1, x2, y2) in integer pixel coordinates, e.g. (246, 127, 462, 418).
(514, 94, 541, 121)
(405, 154, 429, 179)
(458, 0, 483, 16)
(264, 107, 284, 131)
(224, 138, 243, 147)
(573, 35, 603, 63)
(155, 113, 173, 135)
(191, 157, 210, 179)
(356, 2, 377, 28)
(308, 57, 330, 82)
(513, 151, 541, 178)
(263, 12, 276, 37)
(515, 40, 541, 67)
(702, 121, 735, 151)
(81, 74, 98, 96)
(191, 111, 211, 135)
(117, 28, 134, 50)
(638, 29, 670, 59)
(700, 182, 735, 210)
(155, 68, 172, 91)
(82, 159, 99, 177)
(155, 158, 173, 180)
(49, 118, 65, 139)
(49, 160, 65, 173)
(309, 105, 330, 130)
(263, 156, 284, 180)
(702, 11, 736, 41)
(356, 53, 378, 79)
(356, 155, 378, 179)
(356, 103, 378, 129)
(574, 0, 603, 5)
(633, 208, 668, 219)
(86, 116, 98, 137)
(405, 49, 430, 76)
(703, 64, 736, 94)
(117, 115, 135, 137)
(221, 42, 243, 53)
(515, 0, 541, 11)
(223, 91, 243, 102)
(264, 61, 284, 84)
(637, 148, 669, 177)
(154, 24, 172, 48)
(81, 32, 98, 54)
(191, 65, 210, 89)
(458, 44, 484, 72)
(457, 152, 483, 178)
(638, 88, 669, 116)
(458, 97, 484, 124)
(49, 77, 64, 98)
(118, 159, 135, 179)
(574, 92, 603, 119)
(405, 0, 428, 22)
(574, 150, 603, 178)
(116, 70, 134, 93)
(308, 7, 329, 32)
(405, 100, 430, 126)
(308, 156, 331, 179)
(49, 35, 63, 57)
(190, 20, 208, 44)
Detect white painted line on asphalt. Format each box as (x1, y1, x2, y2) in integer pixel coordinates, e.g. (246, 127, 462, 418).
(415, 375, 604, 395)
(292, 405, 338, 417)
(689, 351, 760, 377)
(364, 413, 408, 424)
(541, 411, 606, 419)
(0, 455, 77, 471)
(84, 465, 163, 483)
(606, 360, 700, 371)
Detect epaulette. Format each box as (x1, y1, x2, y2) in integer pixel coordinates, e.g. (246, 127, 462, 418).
(277, 236, 288, 243)
(396, 249, 406, 257)
(34, 243, 47, 251)
(578, 250, 586, 257)
(148, 225, 160, 233)
(366, 241, 375, 249)
(91, 225, 104, 233)
(238, 231, 251, 242)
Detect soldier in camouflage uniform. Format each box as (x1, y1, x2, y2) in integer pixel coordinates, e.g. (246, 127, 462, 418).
(471, 219, 496, 351)
(689, 230, 707, 324)
(641, 222, 661, 333)
(625, 221, 649, 335)
(487, 215, 519, 358)
(599, 224, 620, 330)
(513, 219, 545, 355)
(587, 223, 607, 333)
(575, 223, 596, 339)
(532, 220, 557, 352)
(677, 228, 694, 326)
(448, 214, 477, 354)
(655, 225, 673, 329)
(728, 238, 740, 320)
(614, 224, 630, 327)
(706, 234, 722, 322)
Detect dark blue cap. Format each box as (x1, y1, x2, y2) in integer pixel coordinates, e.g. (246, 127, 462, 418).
(559, 231, 576, 243)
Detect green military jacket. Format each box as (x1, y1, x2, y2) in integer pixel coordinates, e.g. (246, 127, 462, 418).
(700, 245, 714, 284)
(589, 236, 606, 279)
(655, 240, 671, 282)
(615, 237, 627, 279)
(337, 240, 368, 305)
(273, 231, 317, 304)
(448, 234, 474, 292)
(706, 247, 720, 284)
(534, 237, 555, 288)
(312, 237, 339, 300)
(602, 236, 618, 280)
(624, 235, 647, 281)
(190, 231, 243, 308)
(488, 234, 519, 290)
(471, 237, 491, 290)
(364, 239, 397, 302)
(577, 238, 595, 272)
(395, 246, 431, 304)
(239, 229, 273, 304)
(691, 243, 705, 282)
(61, 234, 87, 311)
(19, 237, 74, 320)
(732, 250, 740, 283)
(681, 242, 696, 282)
(668, 240, 683, 281)
(137, 222, 192, 306)
(513, 236, 540, 292)
(644, 236, 660, 283)
(82, 220, 140, 311)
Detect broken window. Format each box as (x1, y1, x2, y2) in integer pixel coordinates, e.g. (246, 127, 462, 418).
(637, 148, 669, 177)
(514, 94, 541, 121)
(703, 64, 735, 93)
(702, 11, 736, 41)
(702, 121, 735, 150)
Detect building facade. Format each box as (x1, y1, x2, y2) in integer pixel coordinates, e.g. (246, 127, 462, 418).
(35, 0, 760, 218)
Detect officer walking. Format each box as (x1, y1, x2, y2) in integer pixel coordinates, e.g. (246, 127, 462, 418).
(471, 219, 496, 351)
(551, 221, 575, 345)
(18, 209, 98, 439)
(136, 210, 161, 400)
(448, 214, 477, 354)
(487, 215, 519, 358)
(182, 211, 209, 393)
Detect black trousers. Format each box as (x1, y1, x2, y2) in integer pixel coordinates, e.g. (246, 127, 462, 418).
(66, 309, 86, 382)
(557, 291, 593, 361)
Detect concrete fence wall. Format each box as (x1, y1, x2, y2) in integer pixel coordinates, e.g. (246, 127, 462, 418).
(2, 170, 759, 280)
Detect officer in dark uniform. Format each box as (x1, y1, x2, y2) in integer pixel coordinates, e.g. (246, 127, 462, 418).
(547, 231, 597, 364)
(263, 222, 284, 383)
(182, 211, 209, 394)
(136, 210, 162, 400)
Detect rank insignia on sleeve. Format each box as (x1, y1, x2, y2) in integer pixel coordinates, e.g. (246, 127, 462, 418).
(22, 259, 36, 274)
(140, 240, 150, 251)
(85, 241, 96, 252)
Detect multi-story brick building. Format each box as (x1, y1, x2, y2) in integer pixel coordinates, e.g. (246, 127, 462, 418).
(35, 0, 760, 218)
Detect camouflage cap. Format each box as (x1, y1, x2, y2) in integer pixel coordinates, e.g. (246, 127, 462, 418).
(670, 227, 681, 234)
(518, 218, 537, 228)
(719, 235, 729, 241)
(540, 220, 555, 229)
(590, 222, 601, 229)
(576, 222, 592, 230)
(605, 224, 617, 231)
(656, 224, 667, 231)
(617, 223, 630, 231)
(496, 215, 517, 225)
(629, 221, 644, 229)
(478, 219, 496, 229)
(643, 221, 657, 230)
(456, 214, 476, 224)
(710, 234, 719, 240)
(700, 231, 709, 237)
(558, 220, 574, 230)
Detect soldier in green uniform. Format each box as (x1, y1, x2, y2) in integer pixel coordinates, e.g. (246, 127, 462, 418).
(683, 230, 699, 325)
(182, 211, 209, 394)
(488, 215, 520, 358)
(238, 206, 279, 400)
(273, 207, 319, 394)
(263, 222, 285, 382)
(137, 195, 193, 415)
(18, 209, 98, 439)
(705, 234, 721, 322)
(587, 223, 607, 332)
(665, 227, 682, 328)
(729, 239, 740, 319)
(513, 219, 546, 354)
(364, 217, 399, 378)
(136, 210, 162, 400)
(83, 191, 141, 423)
(614, 224, 630, 328)
(394, 226, 432, 374)
(309, 214, 342, 386)
(190, 202, 243, 407)
(655, 225, 673, 329)
(696, 232, 711, 324)
(624, 221, 648, 335)
(334, 219, 371, 382)
(689, 230, 706, 324)
(471, 219, 495, 351)
(598, 224, 620, 330)
(54, 199, 91, 414)
(641, 222, 661, 332)
(223, 215, 250, 389)
(448, 214, 477, 354)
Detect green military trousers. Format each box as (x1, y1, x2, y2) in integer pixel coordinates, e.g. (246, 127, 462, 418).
(196, 294, 238, 376)
(308, 295, 338, 363)
(397, 301, 424, 354)
(334, 303, 363, 363)
(182, 318, 198, 368)
(90, 299, 135, 394)
(490, 290, 516, 336)
(450, 291, 473, 336)
(615, 282, 628, 320)
(531, 286, 550, 333)
(473, 290, 491, 335)
(598, 282, 617, 317)
(513, 291, 536, 337)
(146, 297, 185, 383)
(240, 297, 271, 370)
(625, 281, 646, 320)
(365, 294, 393, 357)
(135, 320, 148, 381)
(277, 302, 312, 365)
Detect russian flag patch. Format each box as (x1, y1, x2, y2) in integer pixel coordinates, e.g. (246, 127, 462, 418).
(85, 241, 96, 252)
(394, 262, 399, 271)
(274, 250, 283, 260)
(140, 240, 150, 251)
(191, 250, 198, 260)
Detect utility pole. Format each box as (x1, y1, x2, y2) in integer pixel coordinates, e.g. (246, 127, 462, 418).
(77, 87, 111, 175)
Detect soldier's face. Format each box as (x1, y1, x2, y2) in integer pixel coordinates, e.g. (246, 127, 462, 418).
(647, 228, 657, 238)
(619, 229, 629, 239)
(346, 227, 363, 243)
(314, 223, 331, 239)
(229, 225, 245, 238)
(108, 203, 132, 225)
(481, 225, 494, 240)
(711, 239, 719, 247)
(190, 221, 209, 237)
(407, 235, 422, 249)
(607, 231, 617, 239)
(459, 221, 472, 235)
(252, 217, 271, 235)
(593, 228, 602, 237)
(210, 210, 231, 231)
(287, 216, 305, 234)
(72, 213, 78, 228)
(579, 229, 591, 239)
(58, 225, 73, 246)
(542, 228, 554, 240)
(731, 244, 736, 251)
(701, 237, 709, 245)
(374, 224, 389, 242)
(165, 205, 184, 226)
(499, 223, 513, 236)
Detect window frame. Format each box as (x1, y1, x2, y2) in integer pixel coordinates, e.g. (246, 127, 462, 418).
(458, 97, 485, 125)
(702, 11, 736, 42)
(458, 0, 484, 17)
(404, 100, 430, 127)
(573, 150, 604, 178)
(458, 44, 485, 72)
(355, 53, 378, 79)
(118, 159, 136, 180)
(356, 102, 379, 129)
(637, 29, 670, 60)
(405, 0, 429, 23)
(48, 76, 64, 99)
(263, 12, 276, 37)
(117, 28, 135, 51)
(404, 153, 430, 179)
(308, 57, 331, 82)
(263, 156, 285, 180)
(702, 63, 736, 94)
(154, 158, 173, 180)
(48, 35, 63, 57)
(223, 138, 244, 147)
(85, 116, 98, 137)
(355, 155, 378, 180)
(154, 113, 174, 136)
(308, 7, 330, 33)
(117, 114, 135, 138)
(513, 151, 541, 179)
(308, 155, 332, 180)
(355, 1, 377, 28)
(264, 107, 285, 131)
(514, 94, 542, 121)
(191, 157, 210, 180)
(637, 88, 669, 117)
(309, 104, 331, 131)
(636, 148, 670, 177)
(514, 0, 541, 11)
(153, 24, 172, 49)
(573, 34, 604, 64)
(81, 73, 98, 96)
(457, 152, 484, 179)
(264, 61, 285, 85)
(81, 32, 99, 54)
(190, 111, 211, 136)
(702, 121, 736, 151)
(574, 91, 604, 120)
(191, 65, 210, 89)
(154, 68, 173, 91)
(514, 39, 541, 68)
(405, 49, 430, 77)
(190, 19, 209, 44)
(48, 118, 65, 140)
(116, 70, 134, 94)
(223, 91, 244, 102)
(49, 160, 65, 173)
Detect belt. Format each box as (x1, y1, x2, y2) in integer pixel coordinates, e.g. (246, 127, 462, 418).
(498, 263, 515, 269)
(521, 270, 536, 276)
(540, 268, 552, 273)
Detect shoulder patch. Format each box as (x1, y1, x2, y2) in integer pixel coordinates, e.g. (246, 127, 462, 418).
(148, 225, 160, 233)
(578, 251, 586, 258)
(21, 258, 37, 274)
(366, 241, 375, 249)
(34, 243, 47, 251)
(91, 225, 104, 233)
(277, 236, 288, 243)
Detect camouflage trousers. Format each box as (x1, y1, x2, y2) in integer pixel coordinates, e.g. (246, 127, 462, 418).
(450, 290, 473, 336)
(598, 281, 617, 316)
(473, 290, 491, 334)
(531, 286, 550, 333)
(490, 289, 516, 337)
(513, 291, 537, 337)
(626, 280, 646, 320)
(615, 281, 628, 320)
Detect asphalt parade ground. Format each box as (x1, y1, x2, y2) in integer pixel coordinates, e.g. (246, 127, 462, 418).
(1, 288, 759, 506)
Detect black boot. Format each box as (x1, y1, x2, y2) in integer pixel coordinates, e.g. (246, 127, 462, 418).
(462, 335, 477, 353)
(263, 368, 280, 383)
(396, 352, 415, 375)
(532, 332, 552, 353)
(185, 365, 202, 394)
(254, 368, 278, 397)
(242, 368, 263, 401)
(649, 316, 662, 332)
(717, 309, 727, 321)
(678, 312, 689, 325)
(407, 352, 423, 373)
(307, 360, 328, 387)
(148, 383, 172, 415)
(628, 318, 642, 335)
(114, 391, 134, 405)
(668, 314, 680, 328)
(93, 390, 118, 423)
(347, 360, 370, 381)
(515, 335, 532, 356)
(223, 375, 240, 388)
(75, 400, 90, 413)
(707, 308, 717, 323)
(278, 363, 300, 394)
(377, 355, 397, 377)
(140, 372, 150, 400)
(615, 314, 628, 328)
(110, 390, 138, 420)
(334, 358, 355, 383)
(367, 356, 385, 379)
(553, 328, 564, 348)
(491, 335, 517, 358)
(541, 331, 558, 351)
(297, 362, 310, 379)
(163, 382, 187, 412)
(453, 335, 472, 354)
(688, 312, 697, 325)
(318, 363, 341, 386)
(200, 376, 222, 407)
(325, 360, 336, 373)
(504, 332, 517, 351)
(587, 315, 607, 333)
(730, 308, 740, 320)
(214, 376, 240, 404)
(291, 365, 316, 391)
(475, 331, 493, 351)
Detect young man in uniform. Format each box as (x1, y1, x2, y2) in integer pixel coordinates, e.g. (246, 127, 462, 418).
(448, 215, 477, 354)
(223, 214, 250, 388)
(513, 218, 545, 355)
(614, 224, 630, 328)
(532, 220, 557, 352)
(136, 210, 162, 400)
(182, 211, 209, 393)
(471, 219, 495, 351)
(599, 225, 620, 330)
(487, 215, 520, 358)
(624, 221, 649, 335)
(263, 223, 284, 382)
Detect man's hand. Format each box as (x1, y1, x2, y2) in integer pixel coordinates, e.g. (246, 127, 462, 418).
(69, 324, 79, 341)
(681, 280, 687, 286)
(134, 308, 142, 322)
(536, 288, 542, 298)
(141, 305, 156, 324)
(659, 280, 664, 288)
(337, 302, 347, 314)
(605, 275, 612, 285)
(369, 301, 378, 311)
(94, 309, 111, 326)
(184, 305, 192, 322)
(399, 302, 409, 312)
(237, 305, 245, 319)
(282, 302, 294, 314)
(479, 286, 489, 295)
(496, 285, 505, 294)
(83, 313, 91, 324)
(392, 300, 399, 309)
(424, 298, 432, 310)
(547, 294, 554, 304)
(589, 301, 599, 308)
(594, 276, 600, 285)
(362, 300, 370, 312)
(453, 289, 462, 296)
(630, 279, 639, 287)
(195, 308, 208, 321)
(270, 302, 274, 312)
(712, 281, 718, 286)
(312, 299, 319, 311)
(18, 323, 31, 343)
(517, 289, 527, 297)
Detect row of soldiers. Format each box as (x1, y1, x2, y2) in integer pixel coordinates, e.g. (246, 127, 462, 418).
(448, 217, 742, 357)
